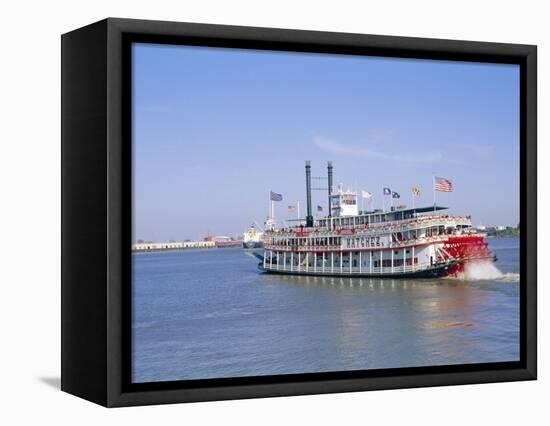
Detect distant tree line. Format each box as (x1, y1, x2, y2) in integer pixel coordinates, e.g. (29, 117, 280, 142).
(485, 224, 520, 237)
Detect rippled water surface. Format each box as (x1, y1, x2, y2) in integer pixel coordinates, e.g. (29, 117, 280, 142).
(132, 237, 520, 383)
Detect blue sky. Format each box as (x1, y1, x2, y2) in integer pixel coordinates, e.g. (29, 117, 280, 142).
(133, 43, 519, 242)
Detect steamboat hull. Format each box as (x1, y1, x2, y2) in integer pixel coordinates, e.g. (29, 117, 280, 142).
(258, 262, 455, 278)
(257, 254, 495, 279)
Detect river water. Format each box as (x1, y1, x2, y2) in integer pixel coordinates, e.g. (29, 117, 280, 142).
(132, 237, 520, 383)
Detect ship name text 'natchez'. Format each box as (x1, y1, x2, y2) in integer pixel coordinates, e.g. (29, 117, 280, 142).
(256, 161, 494, 278)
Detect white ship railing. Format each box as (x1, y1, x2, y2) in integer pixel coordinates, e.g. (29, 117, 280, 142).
(262, 262, 436, 275)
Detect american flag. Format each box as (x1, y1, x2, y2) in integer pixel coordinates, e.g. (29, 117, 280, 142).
(287, 205, 296, 212)
(270, 191, 283, 201)
(317, 205, 323, 212)
(434, 177, 453, 192)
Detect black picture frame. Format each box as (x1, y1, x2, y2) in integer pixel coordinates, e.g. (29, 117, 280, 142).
(61, 17, 537, 407)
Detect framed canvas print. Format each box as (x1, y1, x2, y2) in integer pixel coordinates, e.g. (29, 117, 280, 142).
(61, 18, 537, 407)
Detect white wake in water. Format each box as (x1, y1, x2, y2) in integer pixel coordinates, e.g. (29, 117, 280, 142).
(497, 272, 521, 282)
(464, 262, 504, 280)
(451, 261, 520, 282)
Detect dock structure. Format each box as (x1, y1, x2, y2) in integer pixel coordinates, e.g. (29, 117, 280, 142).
(132, 240, 216, 252)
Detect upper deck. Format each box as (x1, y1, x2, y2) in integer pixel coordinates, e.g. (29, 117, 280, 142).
(319, 205, 446, 226)
(264, 207, 476, 254)
(269, 206, 472, 237)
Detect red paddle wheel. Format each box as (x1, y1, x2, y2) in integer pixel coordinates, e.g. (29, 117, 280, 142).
(437, 235, 494, 276)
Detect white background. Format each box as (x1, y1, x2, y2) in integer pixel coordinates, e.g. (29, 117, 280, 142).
(0, 0, 546, 423)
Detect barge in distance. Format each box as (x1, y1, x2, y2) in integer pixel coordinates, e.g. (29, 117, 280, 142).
(255, 161, 495, 278)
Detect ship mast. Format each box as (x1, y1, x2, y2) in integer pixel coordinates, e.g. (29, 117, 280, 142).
(327, 161, 333, 218)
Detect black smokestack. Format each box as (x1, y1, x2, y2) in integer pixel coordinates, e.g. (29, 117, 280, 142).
(305, 160, 313, 227)
(327, 161, 333, 218)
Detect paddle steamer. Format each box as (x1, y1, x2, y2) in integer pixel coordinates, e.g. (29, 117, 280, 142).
(258, 161, 494, 278)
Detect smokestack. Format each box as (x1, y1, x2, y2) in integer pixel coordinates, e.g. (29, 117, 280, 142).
(327, 161, 333, 218)
(305, 161, 313, 227)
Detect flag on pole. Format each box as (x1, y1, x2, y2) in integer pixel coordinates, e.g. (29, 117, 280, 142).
(383, 187, 391, 195)
(362, 190, 372, 199)
(270, 191, 283, 201)
(287, 205, 296, 212)
(412, 187, 421, 196)
(434, 177, 453, 192)
(317, 205, 323, 212)
(392, 192, 400, 199)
